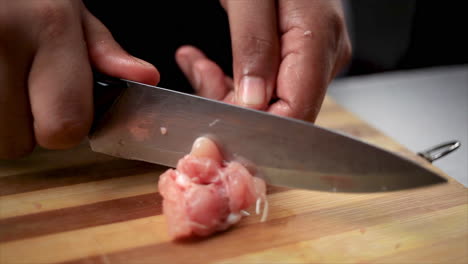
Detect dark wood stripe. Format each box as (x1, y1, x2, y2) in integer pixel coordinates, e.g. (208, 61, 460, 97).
(0, 193, 162, 243)
(0, 184, 287, 243)
(63, 187, 466, 264)
(0, 160, 163, 196)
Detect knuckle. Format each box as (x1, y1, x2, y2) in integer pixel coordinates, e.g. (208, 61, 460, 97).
(302, 10, 343, 54)
(324, 10, 347, 53)
(219, 0, 227, 10)
(285, 4, 347, 52)
(341, 37, 352, 64)
(239, 35, 275, 55)
(87, 37, 114, 62)
(34, 1, 74, 40)
(235, 35, 278, 71)
(38, 118, 89, 149)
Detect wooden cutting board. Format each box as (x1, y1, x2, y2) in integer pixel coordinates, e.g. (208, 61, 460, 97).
(0, 97, 466, 264)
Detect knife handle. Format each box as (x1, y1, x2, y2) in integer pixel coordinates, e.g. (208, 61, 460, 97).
(91, 72, 127, 134)
(417, 140, 461, 163)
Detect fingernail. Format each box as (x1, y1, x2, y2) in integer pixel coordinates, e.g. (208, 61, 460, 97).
(239, 76, 265, 106)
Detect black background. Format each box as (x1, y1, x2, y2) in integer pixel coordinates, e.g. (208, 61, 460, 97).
(84, 1, 468, 92)
(84, 1, 232, 94)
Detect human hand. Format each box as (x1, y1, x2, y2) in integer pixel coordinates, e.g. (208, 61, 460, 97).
(0, 0, 159, 158)
(176, 0, 351, 122)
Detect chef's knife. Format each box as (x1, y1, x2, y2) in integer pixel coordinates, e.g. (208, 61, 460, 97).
(89, 75, 446, 193)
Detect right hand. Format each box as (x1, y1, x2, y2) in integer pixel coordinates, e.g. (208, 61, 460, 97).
(175, 0, 351, 122)
(0, 0, 160, 159)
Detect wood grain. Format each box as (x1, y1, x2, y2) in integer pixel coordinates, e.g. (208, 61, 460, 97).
(0, 159, 159, 196)
(0, 97, 466, 264)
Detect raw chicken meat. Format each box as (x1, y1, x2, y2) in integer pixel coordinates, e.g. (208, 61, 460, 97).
(158, 137, 267, 240)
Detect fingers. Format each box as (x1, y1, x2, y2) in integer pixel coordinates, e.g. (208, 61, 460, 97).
(175, 45, 230, 100)
(28, 2, 93, 149)
(0, 1, 162, 157)
(268, 25, 328, 121)
(0, 34, 35, 158)
(224, 0, 280, 109)
(81, 8, 160, 85)
(269, 0, 350, 121)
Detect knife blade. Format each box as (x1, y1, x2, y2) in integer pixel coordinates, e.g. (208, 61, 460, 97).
(89, 76, 446, 193)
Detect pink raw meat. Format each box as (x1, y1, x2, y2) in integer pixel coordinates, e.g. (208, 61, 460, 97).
(158, 137, 266, 239)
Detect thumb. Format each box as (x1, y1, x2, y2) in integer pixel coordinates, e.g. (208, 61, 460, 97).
(225, 0, 280, 110)
(81, 8, 159, 85)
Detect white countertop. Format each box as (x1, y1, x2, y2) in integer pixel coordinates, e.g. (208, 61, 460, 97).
(329, 65, 468, 186)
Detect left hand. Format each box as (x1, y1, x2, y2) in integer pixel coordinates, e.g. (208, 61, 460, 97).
(175, 0, 351, 122)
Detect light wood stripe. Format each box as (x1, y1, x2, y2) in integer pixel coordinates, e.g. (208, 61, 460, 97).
(330, 123, 381, 139)
(0, 216, 169, 264)
(317, 98, 369, 127)
(0, 184, 287, 243)
(0, 172, 160, 219)
(55, 186, 465, 264)
(215, 204, 468, 264)
(372, 236, 468, 264)
(238, 190, 388, 226)
(317, 114, 366, 130)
